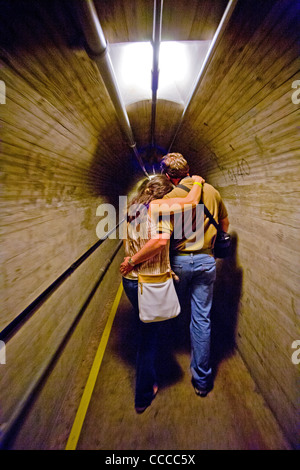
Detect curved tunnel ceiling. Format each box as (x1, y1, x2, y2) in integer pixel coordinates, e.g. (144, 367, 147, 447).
(74, 0, 230, 193)
(3, 0, 229, 204)
(1, 0, 289, 204)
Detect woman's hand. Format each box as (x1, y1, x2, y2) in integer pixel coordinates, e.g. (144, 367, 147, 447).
(179, 175, 204, 205)
(150, 174, 205, 212)
(191, 175, 205, 184)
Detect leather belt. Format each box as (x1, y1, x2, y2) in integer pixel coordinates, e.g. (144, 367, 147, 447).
(171, 249, 213, 256)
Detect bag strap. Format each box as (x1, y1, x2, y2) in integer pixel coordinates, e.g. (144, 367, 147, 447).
(177, 183, 220, 232)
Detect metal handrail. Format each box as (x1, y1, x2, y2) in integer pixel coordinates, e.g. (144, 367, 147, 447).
(0, 236, 124, 449)
(0, 219, 125, 343)
(168, 0, 238, 151)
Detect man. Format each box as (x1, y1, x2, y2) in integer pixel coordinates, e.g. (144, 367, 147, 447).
(120, 153, 229, 397)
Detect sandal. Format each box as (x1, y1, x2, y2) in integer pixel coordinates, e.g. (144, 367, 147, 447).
(191, 378, 212, 398)
(135, 384, 158, 414)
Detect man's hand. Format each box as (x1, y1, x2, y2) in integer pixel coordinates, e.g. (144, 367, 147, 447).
(120, 257, 134, 275)
(219, 216, 229, 233)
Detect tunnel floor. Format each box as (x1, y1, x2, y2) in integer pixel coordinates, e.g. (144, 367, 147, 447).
(63, 285, 290, 451)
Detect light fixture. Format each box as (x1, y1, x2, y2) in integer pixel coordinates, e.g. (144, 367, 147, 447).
(109, 40, 211, 106)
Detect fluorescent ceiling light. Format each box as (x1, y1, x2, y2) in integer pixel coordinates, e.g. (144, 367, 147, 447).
(109, 40, 211, 106)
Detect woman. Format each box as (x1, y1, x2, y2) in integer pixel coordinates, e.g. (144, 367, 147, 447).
(120, 174, 204, 413)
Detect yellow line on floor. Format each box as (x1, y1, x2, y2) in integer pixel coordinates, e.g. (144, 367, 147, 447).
(65, 282, 123, 450)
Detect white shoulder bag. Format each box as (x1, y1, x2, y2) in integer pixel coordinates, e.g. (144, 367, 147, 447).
(138, 271, 181, 323)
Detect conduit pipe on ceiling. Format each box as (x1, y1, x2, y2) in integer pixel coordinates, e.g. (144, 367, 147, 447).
(168, 0, 239, 152)
(151, 0, 163, 149)
(77, 0, 149, 177)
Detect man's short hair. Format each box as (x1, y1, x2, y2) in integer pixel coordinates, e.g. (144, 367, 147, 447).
(160, 153, 189, 179)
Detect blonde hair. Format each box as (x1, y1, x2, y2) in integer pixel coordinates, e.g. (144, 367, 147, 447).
(160, 153, 189, 179)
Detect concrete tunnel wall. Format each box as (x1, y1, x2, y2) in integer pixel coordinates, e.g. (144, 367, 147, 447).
(0, 0, 299, 449)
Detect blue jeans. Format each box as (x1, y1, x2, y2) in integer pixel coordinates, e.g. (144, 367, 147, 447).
(171, 253, 216, 391)
(122, 277, 159, 408)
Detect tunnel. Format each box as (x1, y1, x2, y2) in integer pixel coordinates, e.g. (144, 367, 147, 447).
(0, 0, 299, 452)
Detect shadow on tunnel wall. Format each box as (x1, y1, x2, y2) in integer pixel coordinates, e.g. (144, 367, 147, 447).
(210, 232, 243, 375)
(113, 232, 243, 392)
(87, 141, 146, 208)
(87, 132, 171, 209)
